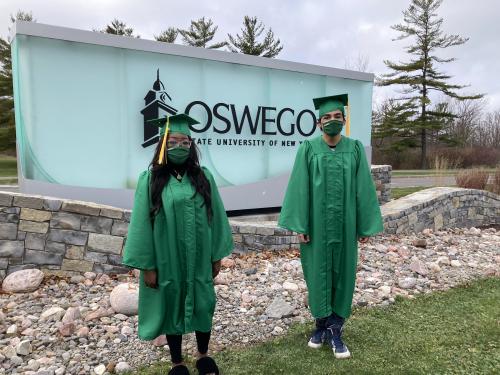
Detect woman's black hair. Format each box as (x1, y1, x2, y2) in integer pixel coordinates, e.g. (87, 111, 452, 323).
(149, 135, 212, 222)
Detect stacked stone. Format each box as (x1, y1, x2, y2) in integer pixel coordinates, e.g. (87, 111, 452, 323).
(1, 185, 498, 276)
(382, 188, 500, 235)
(231, 223, 300, 254)
(371, 165, 392, 204)
(0, 192, 130, 280)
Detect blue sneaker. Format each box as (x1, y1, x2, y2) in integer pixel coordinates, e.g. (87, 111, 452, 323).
(327, 324, 351, 359)
(308, 317, 327, 348)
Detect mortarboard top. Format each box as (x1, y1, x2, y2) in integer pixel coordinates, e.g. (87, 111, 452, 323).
(147, 113, 199, 136)
(313, 94, 349, 117)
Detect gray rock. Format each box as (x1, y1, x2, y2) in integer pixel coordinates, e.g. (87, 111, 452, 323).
(81, 216, 113, 234)
(100, 207, 123, 219)
(13, 195, 44, 209)
(65, 245, 84, 260)
(61, 201, 100, 216)
(0, 257, 8, 269)
(47, 229, 88, 246)
(18, 220, 49, 234)
(45, 241, 66, 254)
(84, 251, 108, 263)
(108, 254, 123, 266)
(94, 364, 106, 375)
(0, 192, 13, 206)
(398, 277, 417, 289)
(24, 250, 63, 265)
(410, 258, 429, 276)
(40, 306, 65, 322)
(50, 212, 81, 230)
(115, 362, 131, 374)
(0, 223, 18, 240)
(16, 340, 32, 355)
(42, 198, 63, 211)
(0, 240, 24, 257)
(6, 324, 18, 336)
(265, 297, 295, 319)
(0, 212, 19, 222)
(61, 259, 94, 273)
(111, 221, 129, 236)
(10, 354, 23, 365)
(88, 233, 123, 254)
(62, 307, 81, 324)
(25, 233, 46, 250)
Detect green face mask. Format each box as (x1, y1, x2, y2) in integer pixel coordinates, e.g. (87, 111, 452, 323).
(322, 120, 344, 136)
(167, 147, 190, 165)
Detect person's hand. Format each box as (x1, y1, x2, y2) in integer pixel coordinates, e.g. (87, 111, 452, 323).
(298, 234, 310, 243)
(144, 270, 158, 288)
(212, 260, 221, 279)
(359, 237, 369, 244)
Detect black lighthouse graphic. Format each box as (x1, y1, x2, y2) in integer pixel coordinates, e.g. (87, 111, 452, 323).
(140, 69, 177, 148)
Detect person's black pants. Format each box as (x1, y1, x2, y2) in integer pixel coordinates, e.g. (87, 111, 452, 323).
(166, 331, 212, 364)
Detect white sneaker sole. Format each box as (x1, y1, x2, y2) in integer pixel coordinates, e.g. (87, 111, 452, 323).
(333, 349, 351, 359)
(307, 340, 322, 349)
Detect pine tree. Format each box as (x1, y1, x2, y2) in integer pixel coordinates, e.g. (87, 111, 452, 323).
(178, 17, 226, 49)
(227, 16, 283, 58)
(0, 11, 35, 130)
(377, 0, 482, 168)
(98, 19, 139, 38)
(155, 27, 178, 43)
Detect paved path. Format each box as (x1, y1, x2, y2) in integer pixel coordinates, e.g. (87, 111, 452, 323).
(391, 176, 456, 188)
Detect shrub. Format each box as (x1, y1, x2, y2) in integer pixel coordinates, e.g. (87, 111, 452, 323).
(455, 169, 490, 190)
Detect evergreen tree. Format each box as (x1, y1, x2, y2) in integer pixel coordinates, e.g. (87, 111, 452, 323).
(227, 16, 283, 58)
(178, 17, 226, 49)
(98, 19, 139, 38)
(377, 0, 482, 168)
(0, 11, 35, 131)
(155, 27, 178, 43)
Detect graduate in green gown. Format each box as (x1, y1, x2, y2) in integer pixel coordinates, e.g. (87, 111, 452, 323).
(123, 113, 233, 375)
(278, 94, 383, 359)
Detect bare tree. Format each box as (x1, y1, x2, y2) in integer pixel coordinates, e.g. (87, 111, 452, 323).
(344, 53, 370, 72)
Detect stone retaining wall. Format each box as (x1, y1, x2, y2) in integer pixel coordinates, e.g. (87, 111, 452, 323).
(371, 165, 392, 204)
(230, 187, 499, 252)
(0, 192, 131, 280)
(1, 186, 497, 279)
(381, 187, 500, 234)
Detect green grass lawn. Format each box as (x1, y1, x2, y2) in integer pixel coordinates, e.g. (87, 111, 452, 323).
(393, 168, 496, 177)
(135, 277, 499, 375)
(392, 186, 428, 199)
(0, 156, 17, 178)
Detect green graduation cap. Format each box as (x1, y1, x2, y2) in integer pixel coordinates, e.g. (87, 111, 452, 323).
(313, 94, 349, 117)
(147, 113, 199, 164)
(146, 113, 199, 136)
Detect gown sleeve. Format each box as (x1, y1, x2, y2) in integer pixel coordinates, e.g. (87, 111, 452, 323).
(202, 167, 234, 262)
(355, 140, 384, 237)
(278, 141, 311, 235)
(122, 170, 156, 270)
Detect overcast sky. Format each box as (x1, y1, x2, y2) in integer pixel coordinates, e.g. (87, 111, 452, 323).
(1, 0, 498, 111)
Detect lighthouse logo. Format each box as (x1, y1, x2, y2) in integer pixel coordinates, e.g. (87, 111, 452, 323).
(140, 69, 177, 148)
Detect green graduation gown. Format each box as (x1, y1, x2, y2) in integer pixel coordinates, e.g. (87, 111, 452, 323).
(122, 167, 234, 339)
(278, 136, 383, 319)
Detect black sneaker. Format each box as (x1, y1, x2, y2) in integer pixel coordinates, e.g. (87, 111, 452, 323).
(308, 327, 326, 348)
(307, 317, 328, 348)
(327, 325, 351, 359)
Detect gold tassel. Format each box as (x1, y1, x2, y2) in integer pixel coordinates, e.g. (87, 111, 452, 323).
(158, 117, 169, 165)
(345, 104, 351, 137)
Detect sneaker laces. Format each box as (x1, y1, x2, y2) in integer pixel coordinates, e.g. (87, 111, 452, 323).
(327, 326, 346, 351)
